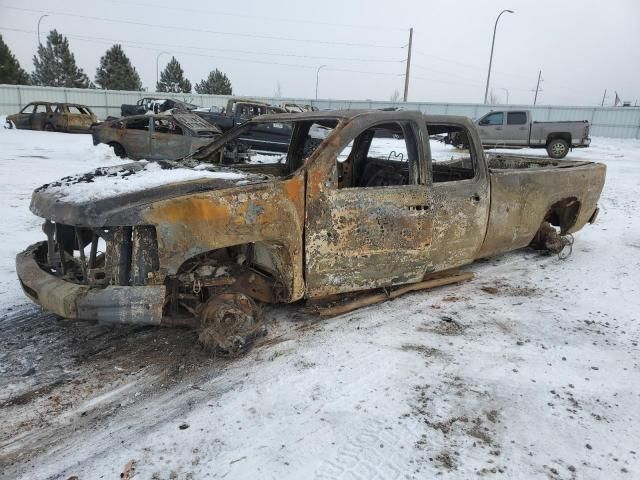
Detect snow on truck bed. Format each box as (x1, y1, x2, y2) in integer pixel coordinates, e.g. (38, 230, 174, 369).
(1, 123, 640, 479)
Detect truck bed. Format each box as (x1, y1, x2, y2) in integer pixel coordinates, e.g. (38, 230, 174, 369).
(433, 153, 593, 177)
(486, 154, 594, 171)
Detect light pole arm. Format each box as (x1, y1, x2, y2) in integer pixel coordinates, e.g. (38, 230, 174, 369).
(315, 64, 327, 100)
(37, 14, 49, 47)
(483, 9, 513, 104)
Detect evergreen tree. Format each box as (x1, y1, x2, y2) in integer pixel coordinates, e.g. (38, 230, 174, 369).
(156, 57, 191, 93)
(194, 69, 232, 95)
(0, 34, 30, 85)
(95, 44, 142, 91)
(31, 30, 92, 88)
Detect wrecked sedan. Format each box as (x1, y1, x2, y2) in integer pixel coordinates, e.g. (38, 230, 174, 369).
(91, 112, 222, 161)
(17, 110, 605, 352)
(5, 102, 97, 133)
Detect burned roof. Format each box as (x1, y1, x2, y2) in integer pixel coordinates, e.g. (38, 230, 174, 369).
(172, 113, 222, 133)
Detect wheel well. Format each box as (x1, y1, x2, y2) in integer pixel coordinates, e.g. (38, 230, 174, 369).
(546, 132, 571, 145)
(544, 197, 581, 234)
(172, 242, 290, 301)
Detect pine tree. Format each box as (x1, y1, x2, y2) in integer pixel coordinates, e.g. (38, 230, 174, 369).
(156, 57, 191, 93)
(95, 44, 142, 91)
(194, 69, 232, 95)
(31, 30, 92, 88)
(0, 34, 30, 85)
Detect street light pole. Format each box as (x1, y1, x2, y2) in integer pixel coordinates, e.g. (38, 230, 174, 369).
(37, 14, 49, 47)
(156, 51, 169, 90)
(483, 9, 514, 104)
(315, 64, 327, 100)
(501, 88, 510, 104)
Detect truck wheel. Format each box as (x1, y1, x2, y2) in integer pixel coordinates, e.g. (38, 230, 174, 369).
(43, 123, 55, 132)
(109, 142, 127, 158)
(547, 139, 569, 159)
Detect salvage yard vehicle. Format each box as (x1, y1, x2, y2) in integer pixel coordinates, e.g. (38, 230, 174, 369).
(446, 110, 591, 159)
(91, 112, 221, 160)
(16, 110, 605, 353)
(120, 98, 198, 117)
(5, 102, 97, 133)
(196, 98, 290, 153)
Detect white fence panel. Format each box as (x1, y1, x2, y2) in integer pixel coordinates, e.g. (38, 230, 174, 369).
(1, 84, 639, 138)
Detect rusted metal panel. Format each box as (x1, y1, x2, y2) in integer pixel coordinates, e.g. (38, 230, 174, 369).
(91, 113, 220, 161)
(143, 171, 306, 302)
(477, 159, 606, 258)
(16, 242, 165, 324)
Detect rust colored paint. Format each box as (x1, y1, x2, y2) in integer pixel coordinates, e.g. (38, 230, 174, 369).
(6, 102, 96, 133)
(144, 171, 306, 301)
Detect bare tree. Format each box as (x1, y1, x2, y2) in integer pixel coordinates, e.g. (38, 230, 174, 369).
(389, 89, 401, 103)
(274, 81, 282, 99)
(488, 89, 500, 105)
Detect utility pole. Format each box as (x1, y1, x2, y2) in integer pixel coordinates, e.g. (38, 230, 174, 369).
(601, 89, 607, 107)
(484, 10, 514, 104)
(403, 27, 413, 102)
(533, 70, 542, 105)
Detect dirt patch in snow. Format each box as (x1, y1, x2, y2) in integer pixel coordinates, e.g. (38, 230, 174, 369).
(480, 280, 541, 297)
(417, 315, 467, 336)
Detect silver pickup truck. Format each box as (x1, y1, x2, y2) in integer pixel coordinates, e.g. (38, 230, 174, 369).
(447, 110, 591, 159)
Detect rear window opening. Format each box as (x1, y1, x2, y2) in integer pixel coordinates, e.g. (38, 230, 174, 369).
(428, 124, 476, 182)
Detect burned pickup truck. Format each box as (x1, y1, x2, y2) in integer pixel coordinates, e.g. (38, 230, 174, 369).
(16, 110, 605, 352)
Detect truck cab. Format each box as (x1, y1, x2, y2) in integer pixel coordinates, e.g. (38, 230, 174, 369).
(477, 110, 529, 146)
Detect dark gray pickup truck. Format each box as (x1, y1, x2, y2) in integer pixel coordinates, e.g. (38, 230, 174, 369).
(447, 110, 591, 159)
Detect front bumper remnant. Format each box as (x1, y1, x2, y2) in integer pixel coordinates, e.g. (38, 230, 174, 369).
(16, 242, 165, 325)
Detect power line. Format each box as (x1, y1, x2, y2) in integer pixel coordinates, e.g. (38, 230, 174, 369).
(115, 0, 408, 31)
(3, 6, 404, 49)
(1, 26, 405, 77)
(0, 26, 404, 64)
(412, 49, 534, 82)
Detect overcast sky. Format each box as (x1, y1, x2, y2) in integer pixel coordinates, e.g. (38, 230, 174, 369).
(1, 0, 638, 106)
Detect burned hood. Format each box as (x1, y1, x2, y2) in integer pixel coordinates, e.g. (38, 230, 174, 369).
(30, 161, 271, 227)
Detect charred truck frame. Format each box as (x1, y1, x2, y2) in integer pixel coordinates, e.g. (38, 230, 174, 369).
(17, 110, 606, 351)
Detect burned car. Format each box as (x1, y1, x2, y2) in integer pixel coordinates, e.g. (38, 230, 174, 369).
(120, 98, 198, 117)
(5, 102, 97, 133)
(16, 110, 605, 353)
(92, 112, 222, 161)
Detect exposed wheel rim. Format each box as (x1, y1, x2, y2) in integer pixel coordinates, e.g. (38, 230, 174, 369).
(551, 142, 567, 156)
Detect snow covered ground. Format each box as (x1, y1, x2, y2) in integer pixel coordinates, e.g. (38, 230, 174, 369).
(1, 123, 639, 479)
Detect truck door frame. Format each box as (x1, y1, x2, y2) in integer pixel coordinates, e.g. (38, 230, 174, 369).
(502, 111, 529, 146)
(426, 115, 491, 270)
(477, 111, 506, 147)
(304, 112, 435, 298)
